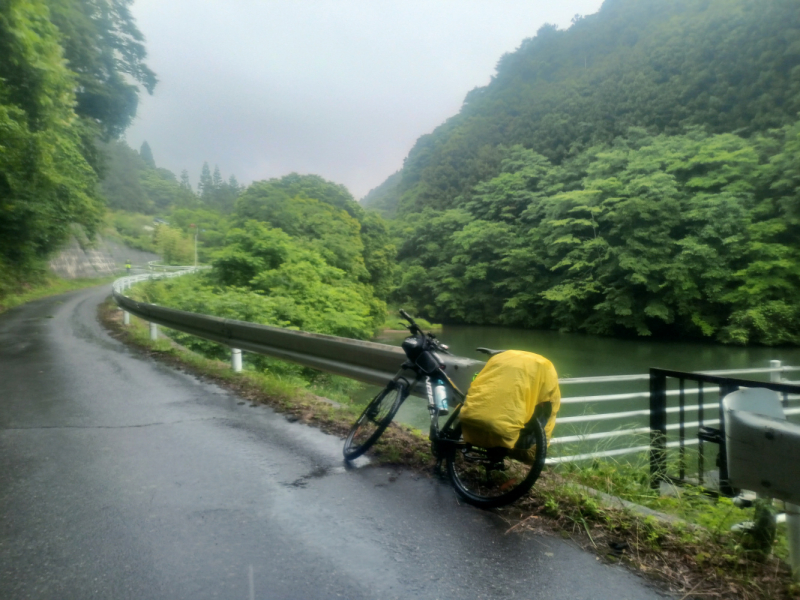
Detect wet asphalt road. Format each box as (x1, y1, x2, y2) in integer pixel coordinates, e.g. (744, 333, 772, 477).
(0, 286, 671, 599)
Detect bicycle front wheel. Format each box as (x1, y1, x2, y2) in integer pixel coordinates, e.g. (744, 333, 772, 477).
(446, 419, 546, 509)
(343, 380, 408, 461)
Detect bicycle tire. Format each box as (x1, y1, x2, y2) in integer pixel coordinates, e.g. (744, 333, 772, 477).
(343, 380, 408, 461)
(446, 418, 547, 509)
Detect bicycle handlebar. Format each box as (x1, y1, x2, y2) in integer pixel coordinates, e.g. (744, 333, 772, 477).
(399, 308, 416, 325)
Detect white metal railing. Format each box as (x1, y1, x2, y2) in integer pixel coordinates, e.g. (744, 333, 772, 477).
(548, 363, 800, 464)
(112, 268, 200, 293)
(146, 260, 205, 272)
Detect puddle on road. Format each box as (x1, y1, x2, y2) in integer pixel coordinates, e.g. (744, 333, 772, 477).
(282, 464, 332, 488)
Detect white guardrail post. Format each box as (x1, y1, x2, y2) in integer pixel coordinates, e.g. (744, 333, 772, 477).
(771, 360, 782, 384)
(149, 322, 158, 341)
(787, 502, 800, 581)
(774, 358, 800, 582)
(123, 311, 130, 325)
(232, 349, 242, 373)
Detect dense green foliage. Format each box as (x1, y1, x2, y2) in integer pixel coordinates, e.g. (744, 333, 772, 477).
(380, 0, 800, 345)
(236, 174, 395, 297)
(361, 170, 401, 218)
(140, 175, 394, 352)
(47, 0, 156, 143)
(100, 140, 244, 265)
(0, 0, 153, 297)
(198, 161, 241, 213)
(1, 1, 99, 293)
(99, 139, 197, 213)
(394, 124, 800, 344)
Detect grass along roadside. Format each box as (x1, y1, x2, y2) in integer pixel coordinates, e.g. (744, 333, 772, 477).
(0, 274, 117, 314)
(99, 297, 799, 600)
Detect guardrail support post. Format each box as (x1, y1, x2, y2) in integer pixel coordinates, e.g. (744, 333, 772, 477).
(771, 360, 789, 408)
(717, 383, 739, 497)
(770, 359, 782, 383)
(123, 311, 130, 325)
(149, 322, 158, 341)
(650, 369, 668, 488)
(232, 349, 242, 373)
(786, 502, 800, 581)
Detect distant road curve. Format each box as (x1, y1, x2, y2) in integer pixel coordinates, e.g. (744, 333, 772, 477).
(0, 285, 670, 600)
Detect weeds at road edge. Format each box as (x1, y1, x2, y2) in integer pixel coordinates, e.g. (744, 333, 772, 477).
(1, 274, 117, 314)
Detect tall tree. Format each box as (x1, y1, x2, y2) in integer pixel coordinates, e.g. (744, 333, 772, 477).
(212, 166, 223, 190)
(139, 140, 155, 168)
(98, 139, 150, 212)
(0, 0, 104, 281)
(198, 162, 213, 203)
(47, 0, 157, 141)
(179, 170, 192, 191)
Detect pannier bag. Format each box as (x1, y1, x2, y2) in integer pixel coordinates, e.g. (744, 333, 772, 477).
(460, 350, 560, 450)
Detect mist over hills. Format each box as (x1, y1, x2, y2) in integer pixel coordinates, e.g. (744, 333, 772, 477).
(364, 0, 800, 217)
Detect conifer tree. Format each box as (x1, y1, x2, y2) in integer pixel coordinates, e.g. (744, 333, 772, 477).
(198, 162, 214, 203)
(139, 141, 155, 168)
(180, 170, 192, 191)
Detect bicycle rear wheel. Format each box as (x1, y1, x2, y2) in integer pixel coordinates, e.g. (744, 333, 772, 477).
(446, 418, 546, 509)
(343, 380, 408, 461)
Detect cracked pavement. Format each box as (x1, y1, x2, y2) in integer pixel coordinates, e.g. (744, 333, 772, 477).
(0, 286, 672, 599)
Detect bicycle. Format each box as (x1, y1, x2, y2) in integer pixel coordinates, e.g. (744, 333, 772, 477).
(343, 309, 551, 508)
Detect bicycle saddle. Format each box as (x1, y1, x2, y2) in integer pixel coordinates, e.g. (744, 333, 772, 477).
(476, 347, 506, 357)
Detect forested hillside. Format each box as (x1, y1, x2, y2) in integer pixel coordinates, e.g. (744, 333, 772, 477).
(0, 0, 394, 347)
(375, 0, 800, 345)
(99, 138, 236, 265)
(137, 173, 394, 382)
(98, 140, 396, 342)
(368, 0, 800, 216)
(0, 0, 155, 296)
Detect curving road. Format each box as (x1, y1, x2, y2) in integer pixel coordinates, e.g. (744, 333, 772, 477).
(0, 286, 671, 599)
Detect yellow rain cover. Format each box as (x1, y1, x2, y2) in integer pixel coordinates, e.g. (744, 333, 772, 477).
(460, 351, 560, 449)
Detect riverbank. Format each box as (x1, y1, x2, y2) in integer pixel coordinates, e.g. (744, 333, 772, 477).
(99, 298, 798, 600)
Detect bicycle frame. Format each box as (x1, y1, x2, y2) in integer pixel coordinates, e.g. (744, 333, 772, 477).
(390, 368, 467, 459)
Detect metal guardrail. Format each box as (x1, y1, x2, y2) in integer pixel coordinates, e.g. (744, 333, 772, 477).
(146, 260, 203, 272)
(112, 271, 484, 396)
(552, 365, 800, 465)
(113, 270, 202, 293)
(649, 368, 800, 494)
(113, 270, 799, 467)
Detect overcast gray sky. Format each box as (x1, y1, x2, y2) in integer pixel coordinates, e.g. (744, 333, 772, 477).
(125, 0, 605, 200)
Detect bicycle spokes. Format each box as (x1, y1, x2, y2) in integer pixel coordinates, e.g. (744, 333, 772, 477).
(448, 433, 544, 506)
(343, 381, 408, 461)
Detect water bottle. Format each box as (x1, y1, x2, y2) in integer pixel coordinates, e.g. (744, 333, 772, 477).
(433, 379, 449, 415)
